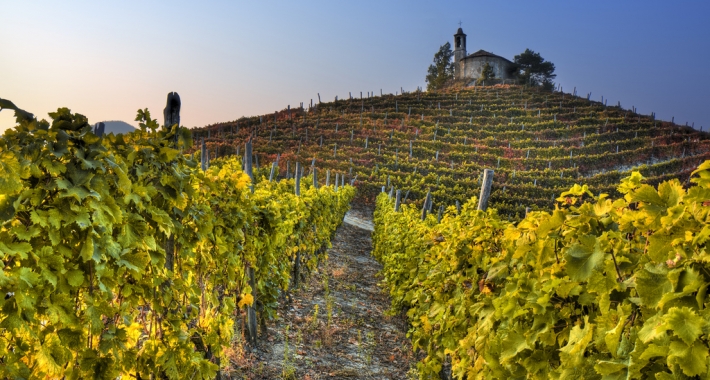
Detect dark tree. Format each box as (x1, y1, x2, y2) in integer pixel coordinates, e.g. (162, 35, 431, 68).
(514, 49, 556, 90)
(480, 62, 495, 82)
(425, 42, 454, 91)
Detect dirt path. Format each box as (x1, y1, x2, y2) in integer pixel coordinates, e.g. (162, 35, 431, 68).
(224, 205, 417, 379)
(343, 212, 374, 232)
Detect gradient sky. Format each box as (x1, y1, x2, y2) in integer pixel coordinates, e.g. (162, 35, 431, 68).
(1, 1, 708, 132)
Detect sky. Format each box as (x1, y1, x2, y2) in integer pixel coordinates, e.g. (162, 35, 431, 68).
(1, 1, 709, 132)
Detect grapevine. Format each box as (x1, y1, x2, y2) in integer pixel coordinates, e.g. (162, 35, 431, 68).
(0, 104, 354, 378)
(373, 162, 710, 378)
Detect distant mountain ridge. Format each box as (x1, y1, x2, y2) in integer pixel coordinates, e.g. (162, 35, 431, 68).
(96, 120, 136, 134)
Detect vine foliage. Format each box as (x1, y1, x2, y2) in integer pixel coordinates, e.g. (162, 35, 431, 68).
(0, 104, 354, 378)
(373, 162, 710, 379)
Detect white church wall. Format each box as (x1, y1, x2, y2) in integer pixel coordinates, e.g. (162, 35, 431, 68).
(461, 57, 514, 81)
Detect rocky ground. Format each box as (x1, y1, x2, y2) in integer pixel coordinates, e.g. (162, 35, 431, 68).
(222, 204, 418, 379)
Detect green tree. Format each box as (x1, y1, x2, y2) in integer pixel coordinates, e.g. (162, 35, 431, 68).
(425, 42, 454, 91)
(479, 62, 495, 83)
(514, 49, 556, 90)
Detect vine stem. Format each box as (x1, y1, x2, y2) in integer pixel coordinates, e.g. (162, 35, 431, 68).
(610, 249, 624, 282)
(642, 230, 651, 255)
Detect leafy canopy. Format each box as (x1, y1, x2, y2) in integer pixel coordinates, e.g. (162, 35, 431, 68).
(425, 42, 454, 91)
(514, 48, 556, 90)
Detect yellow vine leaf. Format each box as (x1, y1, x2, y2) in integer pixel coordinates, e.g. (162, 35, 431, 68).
(420, 315, 432, 333)
(238, 293, 254, 308)
(234, 172, 251, 190)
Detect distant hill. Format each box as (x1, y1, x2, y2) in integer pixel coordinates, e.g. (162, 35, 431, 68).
(192, 85, 710, 217)
(97, 120, 137, 135)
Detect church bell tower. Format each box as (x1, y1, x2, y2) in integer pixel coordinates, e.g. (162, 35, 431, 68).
(453, 27, 467, 79)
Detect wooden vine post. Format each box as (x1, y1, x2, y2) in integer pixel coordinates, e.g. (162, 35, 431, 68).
(164, 92, 181, 146)
(244, 140, 258, 346)
(200, 138, 207, 171)
(163, 92, 180, 273)
(269, 162, 277, 182)
(421, 189, 432, 220)
(293, 163, 302, 288)
(395, 190, 402, 212)
(93, 122, 105, 137)
(478, 169, 494, 211)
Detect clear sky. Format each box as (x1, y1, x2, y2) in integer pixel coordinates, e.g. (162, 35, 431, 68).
(1, 1, 708, 132)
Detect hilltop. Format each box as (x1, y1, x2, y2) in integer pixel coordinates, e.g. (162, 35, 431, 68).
(191, 84, 710, 218)
(96, 120, 137, 134)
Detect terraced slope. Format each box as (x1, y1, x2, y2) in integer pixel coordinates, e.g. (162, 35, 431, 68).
(192, 84, 709, 218)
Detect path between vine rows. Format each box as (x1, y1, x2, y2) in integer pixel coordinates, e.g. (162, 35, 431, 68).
(224, 203, 418, 379)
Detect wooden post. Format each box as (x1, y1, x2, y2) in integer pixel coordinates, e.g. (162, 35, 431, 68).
(161, 92, 181, 280)
(312, 167, 318, 189)
(94, 122, 105, 137)
(293, 162, 302, 289)
(421, 190, 432, 220)
(437, 205, 444, 223)
(295, 162, 301, 196)
(269, 162, 277, 182)
(334, 173, 339, 191)
(477, 169, 494, 211)
(395, 190, 402, 212)
(163, 92, 181, 146)
(244, 140, 258, 346)
(325, 170, 331, 186)
(455, 200, 461, 214)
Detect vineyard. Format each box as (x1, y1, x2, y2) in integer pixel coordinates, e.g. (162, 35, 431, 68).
(2, 82, 709, 379)
(373, 164, 710, 378)
(0, 103, 354, 378)
(194, 84, 710, 218)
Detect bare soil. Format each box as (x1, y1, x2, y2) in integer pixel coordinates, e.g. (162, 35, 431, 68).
(222, 203, 417, 379)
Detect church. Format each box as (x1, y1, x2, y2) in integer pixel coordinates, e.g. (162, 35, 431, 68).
(453, 27, 516, 83)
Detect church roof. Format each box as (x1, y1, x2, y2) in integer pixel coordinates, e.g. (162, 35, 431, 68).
(463, 49, 512, 63)
(455, 27, 465, 35)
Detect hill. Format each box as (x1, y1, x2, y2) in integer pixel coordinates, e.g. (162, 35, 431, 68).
(191, 85, 710, 218)
(97, 120, 137, 134)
